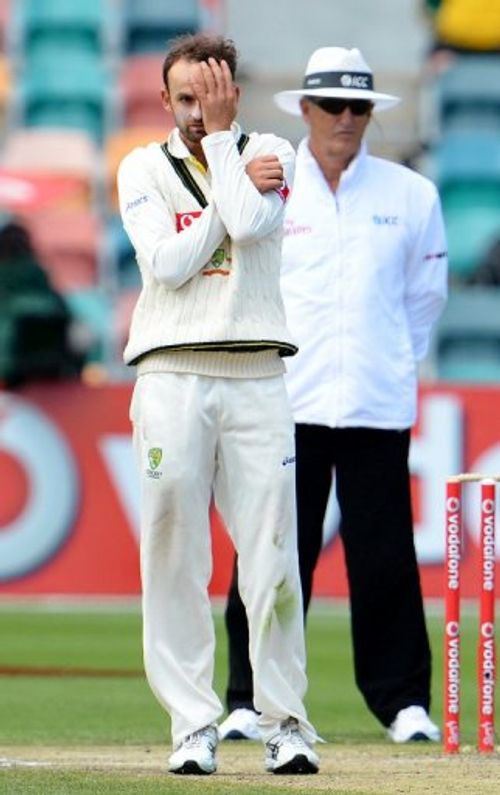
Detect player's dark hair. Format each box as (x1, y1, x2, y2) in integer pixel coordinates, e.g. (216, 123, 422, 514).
(162, 33, 238, 88)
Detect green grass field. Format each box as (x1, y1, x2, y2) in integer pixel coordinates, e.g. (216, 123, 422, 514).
(0, 601, 496, 794)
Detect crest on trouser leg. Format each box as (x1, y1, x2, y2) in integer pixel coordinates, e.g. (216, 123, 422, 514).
(147, 447, 163, 479)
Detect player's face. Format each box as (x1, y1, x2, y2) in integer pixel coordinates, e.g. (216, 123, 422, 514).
(301, 97, 371, 164)
(162, 58, 207, 151)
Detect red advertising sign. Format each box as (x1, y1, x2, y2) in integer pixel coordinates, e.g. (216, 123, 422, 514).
(0, 382, 499, 598)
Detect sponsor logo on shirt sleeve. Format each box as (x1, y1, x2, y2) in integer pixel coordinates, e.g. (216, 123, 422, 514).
(125, 194, 149, 213)
(423, 250, 448, 262)
(175, 211, 202, 232)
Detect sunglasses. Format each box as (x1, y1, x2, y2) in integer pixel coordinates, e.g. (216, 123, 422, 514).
(306, 96, 373, 116)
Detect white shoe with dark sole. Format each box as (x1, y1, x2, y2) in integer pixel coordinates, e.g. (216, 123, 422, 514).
(387, 706, 441, 743)
(265, 717, 319, 775)
(168, 725, 218, 774)
(218, 708, 260, 741)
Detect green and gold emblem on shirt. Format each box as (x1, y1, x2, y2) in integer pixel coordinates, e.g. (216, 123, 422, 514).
(203, 239, 232, 276)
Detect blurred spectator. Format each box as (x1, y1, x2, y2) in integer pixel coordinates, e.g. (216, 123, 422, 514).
(466, 237, 500, 286)
(0, 216, 84, 387)
(424, 1, 500, 72)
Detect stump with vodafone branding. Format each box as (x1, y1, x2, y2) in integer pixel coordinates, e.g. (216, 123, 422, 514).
(444, 474, 497, 754)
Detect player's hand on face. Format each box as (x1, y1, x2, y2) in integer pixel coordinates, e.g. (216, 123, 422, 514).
(246, 156, 285, 193)
(189, 58, 238, 134)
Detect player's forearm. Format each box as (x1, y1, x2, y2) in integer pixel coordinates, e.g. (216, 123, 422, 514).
(122, 198, 227, 289)
(202, 132, 289, 243)
(149, 205, 227, 289)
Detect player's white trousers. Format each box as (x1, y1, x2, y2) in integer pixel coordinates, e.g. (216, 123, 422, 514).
(131, 372, 316, 747)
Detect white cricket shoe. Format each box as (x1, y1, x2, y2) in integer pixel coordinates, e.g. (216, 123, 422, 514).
(218, 708, 260, 741)
(387, 706, 441, 743)
(168, 724, 218, 774)
(265, 717, 319, 774)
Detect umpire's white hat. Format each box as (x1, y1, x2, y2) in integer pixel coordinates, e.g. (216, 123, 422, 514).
(274, 46, 400, 115)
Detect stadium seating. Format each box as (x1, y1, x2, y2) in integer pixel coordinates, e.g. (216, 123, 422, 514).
(0, 0, 11, 52)
(106, 214, 140, 289)
(0, 54, 11, 123)
(438, 343, 500, 382)
(435, 56, 500, 134)
(441, 180, 500, 280)
(433, 287, 500, 382)
(64, 287, 113, 364)
(12, 0, 113, 60)
(434, 131, 500, 191)
(444, 201, 500, 281)
(25, 210, 104, 293)
(0, 168, 93, 213)
(120, 54, 172, 127)
(433, 130, 500, 279)
(14, 53, 112, 141)
(0, 0, 202, 375)
(1, 127, 102, 209)
(121, 0, 199, 53)
(104, 126, 170, 210)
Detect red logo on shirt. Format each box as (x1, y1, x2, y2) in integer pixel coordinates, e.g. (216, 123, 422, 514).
(274, 180, 290, 203)
(176, 211, 202, 232)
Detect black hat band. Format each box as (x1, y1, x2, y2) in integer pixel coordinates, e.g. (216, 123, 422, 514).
(303, 71, 374, 91)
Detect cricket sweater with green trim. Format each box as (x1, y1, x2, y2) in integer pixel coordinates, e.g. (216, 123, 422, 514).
(117, 123, 296, 368)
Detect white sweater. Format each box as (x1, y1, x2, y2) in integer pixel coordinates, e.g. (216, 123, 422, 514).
(282, 140, 448, 430)
(117, 124, 296, 366)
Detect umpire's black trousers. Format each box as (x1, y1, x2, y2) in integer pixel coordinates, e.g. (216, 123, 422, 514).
(225, 424, 432, 727)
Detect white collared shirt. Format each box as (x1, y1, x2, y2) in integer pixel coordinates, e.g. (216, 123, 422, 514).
(282, 139, 448, 429)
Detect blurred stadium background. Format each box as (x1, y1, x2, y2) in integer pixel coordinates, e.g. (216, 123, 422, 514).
(0, 0, 500, 601)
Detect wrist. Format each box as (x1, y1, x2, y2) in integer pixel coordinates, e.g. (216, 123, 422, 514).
(204, 123, 232, 134)
(202, 130, 234, 145)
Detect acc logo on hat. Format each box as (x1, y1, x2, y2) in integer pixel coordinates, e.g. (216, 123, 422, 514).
(340, 73, 370, 89)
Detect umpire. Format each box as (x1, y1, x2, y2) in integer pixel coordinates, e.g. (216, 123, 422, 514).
(220, 45, 448, 744)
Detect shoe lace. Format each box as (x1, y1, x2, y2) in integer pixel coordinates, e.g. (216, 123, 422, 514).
(269, 717, 307, 749)
(182, 726, 216, 750)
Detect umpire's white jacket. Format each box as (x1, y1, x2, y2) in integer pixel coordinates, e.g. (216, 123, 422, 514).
(282, 140, 448, 430)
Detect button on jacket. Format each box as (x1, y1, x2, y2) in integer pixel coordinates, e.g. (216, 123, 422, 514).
(282, 140, 448, 430)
